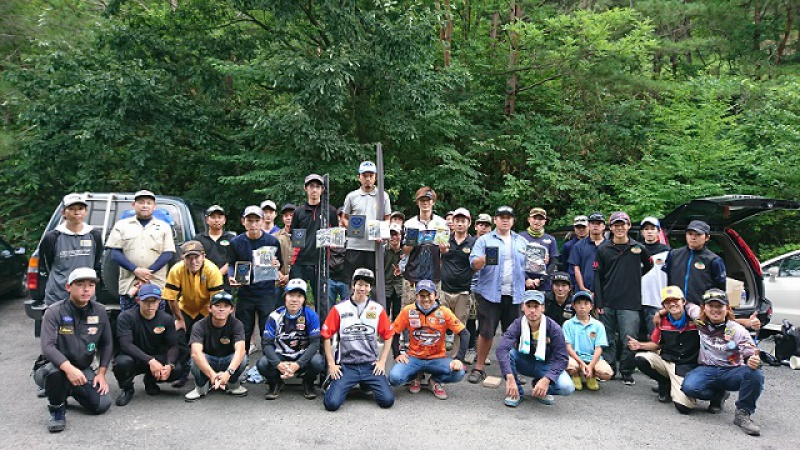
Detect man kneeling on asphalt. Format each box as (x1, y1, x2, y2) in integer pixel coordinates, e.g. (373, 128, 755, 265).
(497, 290, 574, 407)
(257, 278, 325, 401)
(185, 291, 248, 401)
(35, 268, 112, 432)
(113, 283, 180, 406)
(388, 280, 468, 400)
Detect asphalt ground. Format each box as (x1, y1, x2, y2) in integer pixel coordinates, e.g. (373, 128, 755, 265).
(1, 295, 799, 450)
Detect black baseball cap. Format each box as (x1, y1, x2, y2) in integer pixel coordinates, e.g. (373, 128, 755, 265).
(588, 212, 606, 223)
(687, 220, 711, 235)
(551, 272, 571, 285)
(495, 206, 515, 217)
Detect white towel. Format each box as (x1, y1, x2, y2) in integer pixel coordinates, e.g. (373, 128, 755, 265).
(519, 318, 548, 361)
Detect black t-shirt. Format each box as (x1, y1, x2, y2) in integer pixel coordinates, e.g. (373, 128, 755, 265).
(194, 231, 236, 270)
(544, 291, 574, 327)
(117, 308, 179, 364)
(441, 234, 476, 292)
(190, 315, 246, 357)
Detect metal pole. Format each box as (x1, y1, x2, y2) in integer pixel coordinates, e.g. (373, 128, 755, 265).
(318, 174, 331, 321)
(374, 143, 387, 309)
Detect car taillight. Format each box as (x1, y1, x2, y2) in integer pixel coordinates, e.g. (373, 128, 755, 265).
(27, 256, 39, 290)
(725, 227, 762, 277)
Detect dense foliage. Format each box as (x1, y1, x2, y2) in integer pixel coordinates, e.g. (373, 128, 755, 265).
(1, 0, 799, 254)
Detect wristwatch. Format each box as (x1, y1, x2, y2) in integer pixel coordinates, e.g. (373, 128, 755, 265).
(227, 368, 236, 375)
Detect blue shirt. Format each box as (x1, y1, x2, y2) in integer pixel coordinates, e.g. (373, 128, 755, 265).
(567, 237, 606, 291)
(562, 316, 608, 362)
(469, 230, 528, 304)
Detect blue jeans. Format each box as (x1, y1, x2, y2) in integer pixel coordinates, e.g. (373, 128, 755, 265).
(388, 356, 466, 385)
(323, 363, 395, 411)
(681, 365, 764, 414)
(600, 307, 640, 376)
(329, 279, 349, 306)
(190, 353, 248, 387)
(256, 353, 326, 387)
(509, 349, 574, 397)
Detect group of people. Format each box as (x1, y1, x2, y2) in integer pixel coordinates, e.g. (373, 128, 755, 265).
(32, 162, 765, 436)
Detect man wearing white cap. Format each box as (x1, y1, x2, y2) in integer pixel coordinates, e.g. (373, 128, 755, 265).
(261, 200, 281, 235)
(342, 160, 391, 281)
(106, 190, 176, 311)
(559, 215, 588, 274)
(440, 208, 476, 356)
(35, 268, 112, 432)
(39, 193, 103, 305)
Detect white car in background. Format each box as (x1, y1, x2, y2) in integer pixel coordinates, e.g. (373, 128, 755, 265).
(761, 249, 800, 332)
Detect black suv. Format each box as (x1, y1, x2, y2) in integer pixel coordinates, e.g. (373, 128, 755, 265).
(24, 192, 206, 335)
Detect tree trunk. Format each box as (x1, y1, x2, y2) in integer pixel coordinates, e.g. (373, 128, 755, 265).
(503, 1, 523, 117)
(775, 3, 793, 65)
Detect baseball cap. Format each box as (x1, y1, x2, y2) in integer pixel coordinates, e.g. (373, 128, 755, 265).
(495, 206, 515, 217)
(687, 220, 711, 235)
(660, 286, 685, 303)
(416, 189, 436, 201)
(523, 290, 545, 304)
(573, 215, 589, 226)
(63, 193, 87, 208)
(452, 208, 471, 220)
(588, 212, 606, 223)
(260, 200, 277, 211)
(138, 284, 162, 300)
(529, 207, 547, 219)
(572, 290, 594, 303)
(280, 203, 296, 213)
(133, 190, 156, 201)
(242, 205, 264, 218)
(445, 211, 455, 218)
(352, 268, 375, 286)
(180, 240, 205, 257)
(389, 223, 403, 235)
(641, 216, 661, 228)
(210, 291, 234, 306)
(476, 213, 492, 224)
(304, 174, 324, 186)
(67, 267, 99, 284)
(390, 211, 405, 221)
(702, 288, 728, 305)
(415, 280, 437, 295)
(551, 272, 571, 285)
(206, 205, 225, 216)
(285, 278, 308, 295)
(609, 211, 631, 225)
(358, 161, 377, 174)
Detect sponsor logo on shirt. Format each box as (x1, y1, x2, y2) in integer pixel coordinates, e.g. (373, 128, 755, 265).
(412, 327, 441, 346)
(59, 326, 74, 335)
(220, 337, 231, 345)
(87, 316, 99, 325)
(153, 326, 166, 334)
(87, 327, 98, 335)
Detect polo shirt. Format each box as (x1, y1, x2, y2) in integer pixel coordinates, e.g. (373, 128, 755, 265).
(561, 316, 608, 362)
(163, 260, 224, 319)
(106, 216, 176, 294)
(391, 303, 465, 360)
(193, 231, 236, 271)
(567, 237, 605, 292)
(469, 230, 527, 304)
(343, 188, 391, 252)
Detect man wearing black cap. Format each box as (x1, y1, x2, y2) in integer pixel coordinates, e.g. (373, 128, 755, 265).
(35, 268, 112, 432)
(106, 190, 176, 311)
(519, 207, 559, 292)
(544, 272, 575, 327)
(290, 174, 338, 309)
(113, 283, 180, 406)
(193, 205, 236, 290)
(185, 291, 248, 401)
(568, 212, 606, 295)
(662, 220, 726, 306)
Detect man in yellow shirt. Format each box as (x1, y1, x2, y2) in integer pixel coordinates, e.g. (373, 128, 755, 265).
(163, 240, 224, 387)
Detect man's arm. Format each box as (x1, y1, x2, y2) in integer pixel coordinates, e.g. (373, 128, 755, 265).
(117, 314, 154, 364)
(110, 248, 138, 273)
(543, 325, 569, 383)
(295, 336, 320, 369)
(40, 307, 69, 368)
(148, 251, 174, 273)
(90, 229, 104, 274)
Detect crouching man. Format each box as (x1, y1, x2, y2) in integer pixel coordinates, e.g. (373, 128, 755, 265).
(257, 279, 325, 400)
(113, 283, 181, 406)
(184, 291, 248, 401)
(35, 268, 112, 432)
(388, 280, 469, 400)
(497, 290, 574, 407)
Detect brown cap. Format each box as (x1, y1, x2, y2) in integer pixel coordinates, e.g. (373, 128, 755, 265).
(529, 207, 547, 219)
(180, 240, 205, 257)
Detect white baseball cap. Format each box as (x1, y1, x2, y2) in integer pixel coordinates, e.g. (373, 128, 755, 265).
(67, 267, 99, 284)
(63, 193, 87, 208)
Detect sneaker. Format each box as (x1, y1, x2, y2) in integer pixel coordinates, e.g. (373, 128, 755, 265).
(467, 369, 486, 384)
(303, 381, 317, 400)
(430, 382, 448, 400)
(115, 388, 135, 407)
(734, 408, 761, 436)
(485, 357, 491, 365)
(408, 375, 422, 394)
(47, 404, 66, 433)
(264, 382, 282, 400)
(226, 382, 248, 397)
(657, 383, 671, 403)
(184, 382, 210, 402)
(708, 392, 730, 414)
(37, 387, 46, 398)
(504, 395, 522, 407)
(536, 394, 556, 405)
(674, 402, 693, 415)
(144, 379, 161, 396)
(585, 377, 599, 391)
(464, 349, 476, 365)
(622, 374, 635, 386)
(572, 375, 583, 391)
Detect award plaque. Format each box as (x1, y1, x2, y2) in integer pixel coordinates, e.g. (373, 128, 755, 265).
(348, 215, 366, 238)
(234, 261, 252, 285)
(292, 229, 306, 248)
(404, 228, 419, 246)
(485, 246, 499, 266)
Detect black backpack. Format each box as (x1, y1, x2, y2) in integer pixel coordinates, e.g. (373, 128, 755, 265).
(774, 320, 800, 362)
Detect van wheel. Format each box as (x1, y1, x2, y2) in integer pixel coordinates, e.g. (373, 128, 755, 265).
(101, 252, 120, 298)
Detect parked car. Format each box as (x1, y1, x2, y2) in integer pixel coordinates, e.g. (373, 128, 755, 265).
(0, 236, 27, 298)
(24, 192, 206, 335)
(760, 249, 800, 332)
